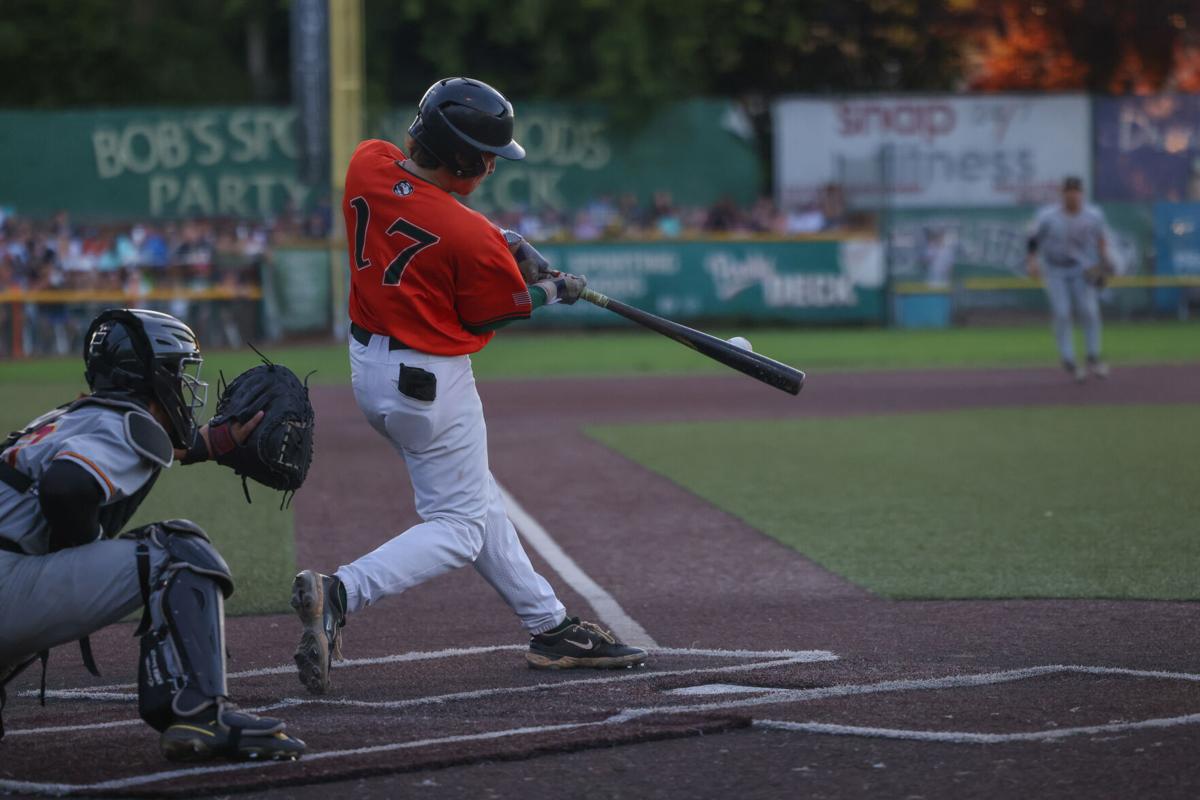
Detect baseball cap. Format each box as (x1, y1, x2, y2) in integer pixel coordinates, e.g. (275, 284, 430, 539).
(1062, 176, 1084, 191)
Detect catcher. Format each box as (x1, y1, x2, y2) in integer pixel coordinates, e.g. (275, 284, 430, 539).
(0, 308, 312, 761)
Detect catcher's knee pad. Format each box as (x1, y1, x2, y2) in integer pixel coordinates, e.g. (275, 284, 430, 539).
(125, 520, 235, 731)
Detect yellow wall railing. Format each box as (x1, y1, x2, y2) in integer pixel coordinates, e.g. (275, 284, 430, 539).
(0, 287, 263, 304)
(893, 276, 1200, 295)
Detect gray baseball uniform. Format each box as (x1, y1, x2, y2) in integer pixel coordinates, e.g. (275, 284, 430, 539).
(0, 401, 168, 664)
(1028, 204, 1108, 363)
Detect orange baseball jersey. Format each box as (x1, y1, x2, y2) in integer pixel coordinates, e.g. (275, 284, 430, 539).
(343, 139, 531, 355)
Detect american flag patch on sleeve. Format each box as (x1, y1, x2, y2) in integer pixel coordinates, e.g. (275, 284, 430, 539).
(512, 290, 532, 308)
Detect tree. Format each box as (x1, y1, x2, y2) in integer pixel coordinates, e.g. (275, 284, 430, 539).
(0, 0, 291, 106)
(963, 0, 1200, 93)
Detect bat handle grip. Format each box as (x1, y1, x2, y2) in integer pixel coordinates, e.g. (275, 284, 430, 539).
(580, 288, 609, 308)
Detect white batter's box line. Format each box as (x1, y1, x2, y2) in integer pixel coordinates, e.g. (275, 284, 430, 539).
(6, 662, 1200, 797)
(10, 648, 837, 723)
(21, 644, 833, 701)
(0, 699, 304, 739)
(498, 483, 659, 649)
(0, 721, 603, 797)
(20, 645, 529, 698)
(279, 653, 828, 713)
(601, 663, 1200, 724)
(753, 713, 1200, 744)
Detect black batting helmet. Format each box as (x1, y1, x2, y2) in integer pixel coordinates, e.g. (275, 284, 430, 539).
(407, 77, 525, 178)
(83, 309, 207, 449)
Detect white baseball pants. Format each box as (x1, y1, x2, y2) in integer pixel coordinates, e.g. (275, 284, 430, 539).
(1043, 265, 1102, 363)
(336, 335, 566, 635)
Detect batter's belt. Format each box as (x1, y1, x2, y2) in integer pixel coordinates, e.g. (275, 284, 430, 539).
(350, 322, 412, 351)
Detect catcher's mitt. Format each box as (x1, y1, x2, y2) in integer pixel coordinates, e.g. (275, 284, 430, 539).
(210, 353, 315, 506)
(1083, 260, 1115, 288)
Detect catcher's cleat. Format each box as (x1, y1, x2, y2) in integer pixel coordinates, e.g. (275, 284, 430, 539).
(526, 617, 648, 670)
(291, 570, 347, 694)
(160, 704, 305, 762)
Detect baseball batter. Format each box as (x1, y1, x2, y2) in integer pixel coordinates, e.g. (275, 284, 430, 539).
(291, 77, 647, 694)
(0, 309, 304, 760)
(1026, 176, 1112, 381)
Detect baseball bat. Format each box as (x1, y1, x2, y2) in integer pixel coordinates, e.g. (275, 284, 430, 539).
(579, 288, 806, 395)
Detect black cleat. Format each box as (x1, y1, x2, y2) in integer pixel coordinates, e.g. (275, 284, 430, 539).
(291, 570, 347, 694)
(160, 704, 305, 762)
(527, 618, 648, 670)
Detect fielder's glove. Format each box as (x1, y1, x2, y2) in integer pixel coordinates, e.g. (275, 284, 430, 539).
(198, 353, 315, 505)
(1083, 260, 1115, 288)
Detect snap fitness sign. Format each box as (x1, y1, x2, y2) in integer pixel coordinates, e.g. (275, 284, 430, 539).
(774, 95, 1091, 209)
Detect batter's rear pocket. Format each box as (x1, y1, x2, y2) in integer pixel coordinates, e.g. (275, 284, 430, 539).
(398, 364, 437, 401)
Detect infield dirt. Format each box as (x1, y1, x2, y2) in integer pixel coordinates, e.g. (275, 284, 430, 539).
(1, 364, 1198, 799)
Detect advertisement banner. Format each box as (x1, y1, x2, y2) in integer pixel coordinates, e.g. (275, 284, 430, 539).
(526, 239, 885, 326)
(0, 108, 308, 219)
(372, 100, 760, 216)
(270, 247, 332, 333)
(1094, 96, 1200, 202)
(888, 204, 1152, 282)
(887, 204, 1155, 313)
(1152, 202, 1200, 312)
(0, 101, 760, 219)
(773, 95, 1091, 209)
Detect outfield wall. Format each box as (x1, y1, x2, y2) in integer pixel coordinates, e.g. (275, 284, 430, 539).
(271, 216, 1200, 335)
(290, 238, 889, 336)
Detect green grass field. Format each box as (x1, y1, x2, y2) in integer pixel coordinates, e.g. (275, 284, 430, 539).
(1, 383, 295, 615)
(2, 322, 1197, 611)
(2, 321, 1198, 389)
(589, 406, 1200, 599)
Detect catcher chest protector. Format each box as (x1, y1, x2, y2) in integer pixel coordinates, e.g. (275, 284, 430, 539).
(124, 520, 235, 731)
(407, 77, 526, 178)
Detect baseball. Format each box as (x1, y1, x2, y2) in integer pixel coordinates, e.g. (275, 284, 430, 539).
(727, 336, 753, 352)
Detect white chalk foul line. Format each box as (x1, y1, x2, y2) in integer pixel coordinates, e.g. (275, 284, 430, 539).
(754, 713, 1200, 744)
(498, 483, 658, 649)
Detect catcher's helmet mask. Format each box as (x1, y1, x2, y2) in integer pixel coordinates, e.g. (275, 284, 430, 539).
(83, 309, 207, 449)
(407, 77, 525, 179)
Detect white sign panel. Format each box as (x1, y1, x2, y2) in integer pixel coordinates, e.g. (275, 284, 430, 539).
(774, 95, 1091, 209)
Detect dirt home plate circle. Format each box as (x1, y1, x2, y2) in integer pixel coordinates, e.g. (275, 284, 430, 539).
(727, 336, 753, 352)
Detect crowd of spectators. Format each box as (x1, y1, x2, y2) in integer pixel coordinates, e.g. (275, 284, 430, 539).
(0, 211, 279, 357)
(0, 188, 861, 357)
(492, 184, 858, 242)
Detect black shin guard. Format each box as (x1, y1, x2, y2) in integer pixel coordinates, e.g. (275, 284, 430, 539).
(131, 521, 234, 731)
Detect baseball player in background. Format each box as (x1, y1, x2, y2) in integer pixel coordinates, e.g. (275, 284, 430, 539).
(0, 309, 305, 760)
(1026, 176, 1112, 382)
(291, 77, 647, 695)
